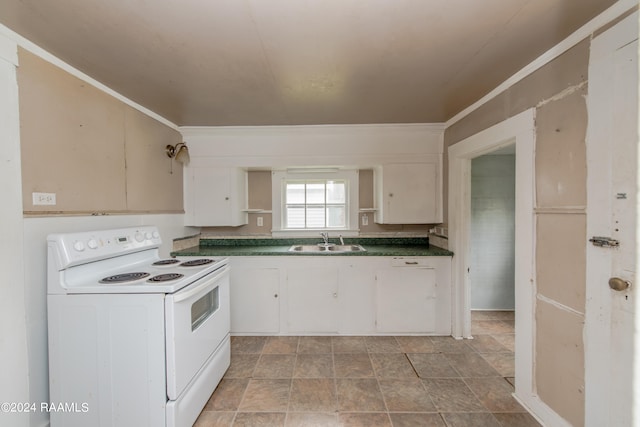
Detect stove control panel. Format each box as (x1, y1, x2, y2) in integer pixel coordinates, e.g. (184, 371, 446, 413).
(48, 226, 163, 269)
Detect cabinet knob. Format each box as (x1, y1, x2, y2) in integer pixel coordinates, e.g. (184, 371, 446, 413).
(225, 197, 229, 201)
(333, 293, 338, 298)
(274, 294, 278, 298)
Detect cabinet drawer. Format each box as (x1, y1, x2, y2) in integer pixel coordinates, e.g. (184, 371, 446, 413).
(390, 257, 432, 267)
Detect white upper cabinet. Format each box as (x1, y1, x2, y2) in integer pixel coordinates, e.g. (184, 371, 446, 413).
(185, 167, 248, 226)
(374, 162, 442, 224)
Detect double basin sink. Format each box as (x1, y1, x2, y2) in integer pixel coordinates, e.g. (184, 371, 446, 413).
(288, 243, 366, 253)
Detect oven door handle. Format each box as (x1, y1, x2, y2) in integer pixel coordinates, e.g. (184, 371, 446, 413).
(172, 265, 229, 303)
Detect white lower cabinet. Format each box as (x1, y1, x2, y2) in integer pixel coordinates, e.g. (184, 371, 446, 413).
(230, 258, 281, 334)
(338, 260, 377, 334)
(287, 261, 339, 333)
(376, 266, 436, 333)
(230, 256, 451, 335)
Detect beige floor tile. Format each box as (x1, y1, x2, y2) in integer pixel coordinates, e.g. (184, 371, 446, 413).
(429, 336, 475, 353)
(332, 336, 367, 353)
(472, 320, 515, 335)
(285, 412, 339, 426)
(288, 378, 337, 412)
(467, 335, 510, 353)
(193, 411, 235, 427)
(463, 377, 526, 412)
(334, 353, 374, 378)
(422, 378, 486, 412)
(395, 336, 436, 353)
(253, 354, 297, 378)
(293, 354, 334, 378)
(263, 336, 300, 354)
(388, 413, 446, 427)
(339, 412, 392, 427)
(298, 336, 332, 353)
(445, 352, 501, 377)
(239, 379, 291, 412)
(231, 336, 268, 354)
(365, 336, 402, 353)
(233, 412, 286, 427)
(198, 312, 537, 423)
(492, 334, 516, 352)
(378, 378, 436, 412)
(370, 353, 418, 378)
(224, 354, 259, 379)
(407, 353, 459, 378)
(480, 352, 516, 377)
(492, 412, 542, 426)
(204, 378, 249, 411)
(441, 412, 501, 427)
(336, 378, 386, 411)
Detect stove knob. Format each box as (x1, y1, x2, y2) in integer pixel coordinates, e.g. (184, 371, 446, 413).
(73, 241, 85, 252)
(145, 232, 153, 240)
(135, 232, 144, 242)
(152, 231, 160, 239)
(87, 239, 98, 249)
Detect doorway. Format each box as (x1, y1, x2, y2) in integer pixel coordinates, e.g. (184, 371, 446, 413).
(448, 108, 536, 412)
(470, 147, 516, 313)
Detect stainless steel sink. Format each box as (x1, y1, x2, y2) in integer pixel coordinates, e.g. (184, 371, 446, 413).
(288, 244, 366, 253)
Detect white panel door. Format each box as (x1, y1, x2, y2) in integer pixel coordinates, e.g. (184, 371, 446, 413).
(585, 12, 638, 427)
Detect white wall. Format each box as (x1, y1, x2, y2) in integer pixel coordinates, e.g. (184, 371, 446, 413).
(470, 154, 516, 310)
(0, 30, 30, 427)
(181, 124, 444, 168)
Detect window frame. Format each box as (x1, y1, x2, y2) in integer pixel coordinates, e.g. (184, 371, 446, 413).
(271, 169, 359, 237)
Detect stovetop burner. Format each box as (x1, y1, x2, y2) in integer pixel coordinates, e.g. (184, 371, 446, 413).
(180, 259, 214, 267)
(148, 273, 184, 283)
(99, 272, 150, 284)
(152, 259, 181, 266)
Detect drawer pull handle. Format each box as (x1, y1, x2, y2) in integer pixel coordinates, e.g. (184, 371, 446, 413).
(405, 261, 419, 265)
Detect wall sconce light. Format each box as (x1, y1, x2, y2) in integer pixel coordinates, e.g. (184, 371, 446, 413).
(166, 142, 190, 165)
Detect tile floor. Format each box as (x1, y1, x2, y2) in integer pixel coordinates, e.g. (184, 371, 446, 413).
(195, 311, 541, 427)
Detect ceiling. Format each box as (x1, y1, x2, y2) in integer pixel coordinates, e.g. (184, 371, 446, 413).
(0, 0, 618, 127)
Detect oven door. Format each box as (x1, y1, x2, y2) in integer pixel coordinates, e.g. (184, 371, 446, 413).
(165, 264, 230, 400)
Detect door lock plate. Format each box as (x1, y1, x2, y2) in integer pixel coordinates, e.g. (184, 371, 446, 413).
(589, 236, 620, 248)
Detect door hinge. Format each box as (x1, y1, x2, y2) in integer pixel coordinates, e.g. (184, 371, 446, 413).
(589, 236, 620, 248)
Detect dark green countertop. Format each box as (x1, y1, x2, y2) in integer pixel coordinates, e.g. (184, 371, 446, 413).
(171, 237, 453, 257)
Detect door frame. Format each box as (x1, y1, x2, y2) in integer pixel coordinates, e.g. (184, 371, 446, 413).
(448, 108, 539, 413)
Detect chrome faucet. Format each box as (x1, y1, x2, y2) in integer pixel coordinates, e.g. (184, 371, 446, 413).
(320, 232, 329, 245)
(339, 235, 344, 245)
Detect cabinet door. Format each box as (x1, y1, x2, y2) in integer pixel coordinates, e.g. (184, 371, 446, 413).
(338, 261, 376, 334)
(186, 167, 248, 226)
(376, 267, 437, 333)
(287, 266, 339, 333)
(230, 267, 280, 333)
(375, 163, 441, 224)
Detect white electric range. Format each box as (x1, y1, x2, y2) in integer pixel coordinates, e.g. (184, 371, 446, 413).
(47, 226, 230, 427)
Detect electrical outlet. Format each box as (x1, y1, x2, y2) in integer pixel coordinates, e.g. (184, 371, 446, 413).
(361, 214, 368, 226)
(257, 216, 264, 227)
(33, 192, 56, 205)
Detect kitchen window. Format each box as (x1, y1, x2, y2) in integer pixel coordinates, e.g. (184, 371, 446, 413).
(284, 179, 346, 228)
(272, 170, 359, 236)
